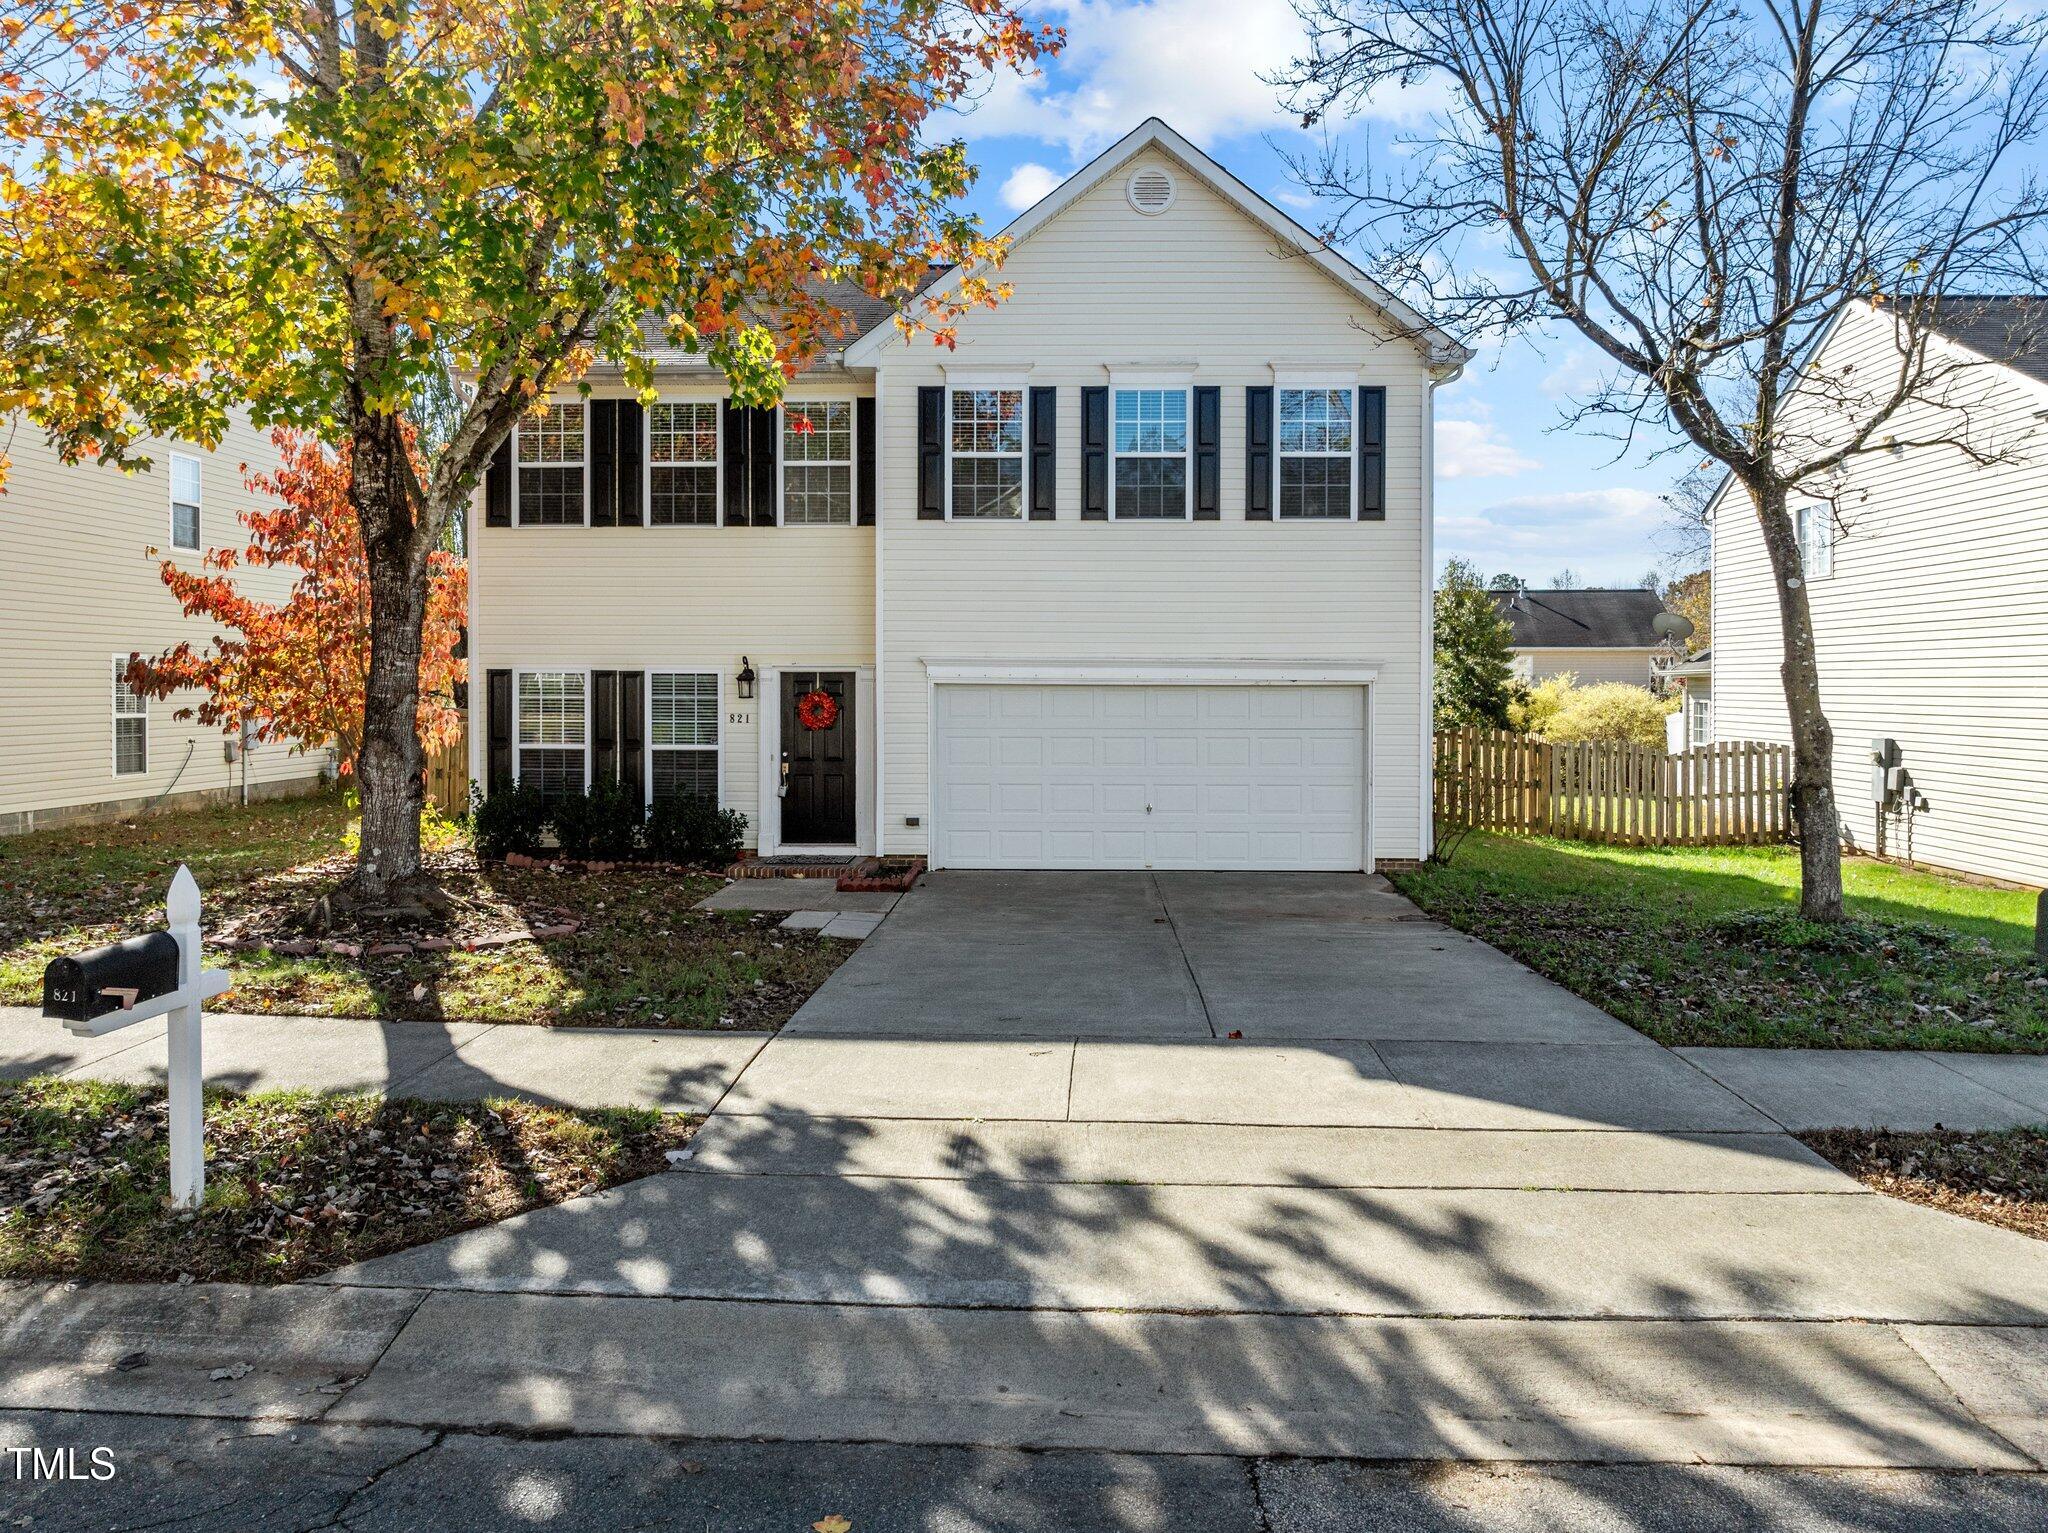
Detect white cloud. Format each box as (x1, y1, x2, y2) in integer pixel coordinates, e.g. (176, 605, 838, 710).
(1000, 162, 1067, 212)
(1436, 487, 1668, 583)
(1435, 415, 1537, 479)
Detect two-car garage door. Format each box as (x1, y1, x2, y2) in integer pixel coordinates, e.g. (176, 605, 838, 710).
(931, 684, 1366, 870)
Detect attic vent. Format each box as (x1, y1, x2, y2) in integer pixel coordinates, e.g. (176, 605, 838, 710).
(1127, 166, 1177, 215)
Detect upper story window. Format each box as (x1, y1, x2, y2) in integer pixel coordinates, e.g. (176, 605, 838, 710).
(1112, 387, 1188, 519)
(515, 670, 587, 797)
(1795, 503, 1834, 578)
(112, 658, 148, 776)
(1277, 388, 1353, 519)
(517, 403, 586, 526)
(649, 401, 719, 526)
(781, 401, 854, 526)
(169, 453, 202, 550)
(949, 389, 1025, 519)
(650, 671, 720, 805)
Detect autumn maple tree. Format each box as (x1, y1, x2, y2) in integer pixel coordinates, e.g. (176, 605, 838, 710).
(130, 430, 466, 777)
(1, 0, 1054, 902)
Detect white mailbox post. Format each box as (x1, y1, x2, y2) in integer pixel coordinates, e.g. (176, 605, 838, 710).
(56, 864, 231, 1208)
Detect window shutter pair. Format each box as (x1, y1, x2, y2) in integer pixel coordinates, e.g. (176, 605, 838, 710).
(589, 401, 645, 527)
(915, 387, 1059, 520)
(1083, 386, 1218, 520)
(1244, 385, 1386, 521)
(588, 671, 647, 802)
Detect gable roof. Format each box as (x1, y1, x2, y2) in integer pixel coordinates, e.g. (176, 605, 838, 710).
(843, 118, 1473, 373)
(1492, 587, 1667, 649)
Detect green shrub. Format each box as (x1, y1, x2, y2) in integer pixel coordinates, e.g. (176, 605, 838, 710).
(1542, 682, 1677, 748)
(550, 780, 643, 861)
(468, 783, 551, 860)
(645, 793, 749, 865)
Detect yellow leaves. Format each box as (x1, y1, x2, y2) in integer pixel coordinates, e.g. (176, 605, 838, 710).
(813, 1519, 853, 1533)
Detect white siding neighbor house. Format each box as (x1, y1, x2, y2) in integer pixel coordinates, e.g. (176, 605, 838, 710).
(1710, 296, 2048, 887)
(1491, 587, 1667, 688)
(464, 119, 1471, 870)
(0, 415, 331, 836)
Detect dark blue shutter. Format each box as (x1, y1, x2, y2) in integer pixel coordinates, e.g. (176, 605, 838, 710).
(723, 400, 749, 525)
(592, 670, 619, 782)
(486, 669, 513, 790)
(857, 398, 877, 525)
(1244, 387, 1273, 521)
(590, 400, 617, 526)
(1357, 386, 1386, 521)
(1081, 387, 1108, 520)
(750, 408, 778, 526)
(620, 672, 645, 805)
(485, 439, 512, 527)
(916, 386, 944, 519)
(1192, 386, 1220, 520)
(1028, 386, 1056, 520)
(616, 400, 644, 526)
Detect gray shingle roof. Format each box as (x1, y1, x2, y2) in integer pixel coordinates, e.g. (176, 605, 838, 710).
(629, 270, 946, 374)
(1491, 587, 1667, 649)
(1926, 295, 2048, 388)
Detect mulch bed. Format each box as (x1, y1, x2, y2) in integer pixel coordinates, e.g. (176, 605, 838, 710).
(0, 1077, 696, 1284)
(1801, 1126, 2048, 1242)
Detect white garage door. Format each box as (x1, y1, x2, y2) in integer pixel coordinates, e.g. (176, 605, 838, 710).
(932, 684, 1366, 870)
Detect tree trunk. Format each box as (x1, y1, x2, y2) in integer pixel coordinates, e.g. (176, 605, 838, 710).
(349, 406, 430, 902)
(1751, 482, 1844, 921)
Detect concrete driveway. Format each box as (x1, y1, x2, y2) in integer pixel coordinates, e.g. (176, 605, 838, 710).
(785, 869, 1641, 1044)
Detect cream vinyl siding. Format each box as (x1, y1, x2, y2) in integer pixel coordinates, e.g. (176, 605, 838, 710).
(1711, 302, 2048, 886)
(1514, 647, 1658, 687)
(0, 414, 330, 832)
(873, 151, 1434, 862)
(467, 386, 874, 843)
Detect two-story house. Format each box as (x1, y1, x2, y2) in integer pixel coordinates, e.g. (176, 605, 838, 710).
(1710, 295, 2048, 886)
(0, 415, 331, 836)
(465, 120, 1471, 871)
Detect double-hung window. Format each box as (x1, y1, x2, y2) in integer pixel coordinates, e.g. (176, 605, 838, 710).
(1795, 503, 1834, 578)
(515, 671, 587, 797)
(517, 403, 586, 525)
(648, 401, 720, 526)
(649, 672, 720, 804)
(1111, 388, 1189, 519)
(1277, 388, 1354, 519)
(169, 453, 202, 550)
(781, 401, 854, 526)
(948, 389, 1025, 519)
(112, 658, 147, 776)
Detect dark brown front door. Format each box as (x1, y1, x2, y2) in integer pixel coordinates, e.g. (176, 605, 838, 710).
(780, 671, 856, 845)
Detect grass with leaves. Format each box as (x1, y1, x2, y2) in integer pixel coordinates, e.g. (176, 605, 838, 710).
(1393, 834, 2048, 1051)
(0, 1076, 694, 1283)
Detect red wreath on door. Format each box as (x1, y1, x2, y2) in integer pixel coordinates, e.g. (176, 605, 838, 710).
(795, 688, 840, 731)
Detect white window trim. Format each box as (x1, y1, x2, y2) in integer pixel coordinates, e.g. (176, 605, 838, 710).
(645, 667, 724, 810)
(515, 403, 590, 528)
(944, 385, 1028, 522)
(511, 667, 592, 792)
(168, 451, 202, 551)
(111, 654, 148, 778)
(643, 397, 722, 529)
(1795, 502, 1835, 578)
(1109, 384, 1193, 522)
(1273, 386, 1359, 522)
(776, 399, 858, 529)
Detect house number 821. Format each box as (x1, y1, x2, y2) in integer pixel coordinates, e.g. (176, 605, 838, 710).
(728, 711, 751, 725)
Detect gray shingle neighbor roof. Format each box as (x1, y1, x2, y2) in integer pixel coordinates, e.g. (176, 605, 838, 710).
(629, 271, 945, 374)
(1926, 295, 2048, 388)
(1491, 587, 1667, 649)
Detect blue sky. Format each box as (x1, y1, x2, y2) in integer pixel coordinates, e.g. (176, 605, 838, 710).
(939, 0, 1701, 587)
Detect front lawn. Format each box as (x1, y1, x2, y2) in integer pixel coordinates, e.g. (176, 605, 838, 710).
(0, 794, 848, 1029)
(1392, 835, 2048, 1051)
(0, 1077, 694, 1283)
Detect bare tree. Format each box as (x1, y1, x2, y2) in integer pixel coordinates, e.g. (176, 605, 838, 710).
(1279, 0, 2048, 919)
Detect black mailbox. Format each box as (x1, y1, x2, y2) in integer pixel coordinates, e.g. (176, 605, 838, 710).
(42, 932, 181, 1022)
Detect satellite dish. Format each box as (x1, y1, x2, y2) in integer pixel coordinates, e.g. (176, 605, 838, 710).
(1652, 611, 1695, 641)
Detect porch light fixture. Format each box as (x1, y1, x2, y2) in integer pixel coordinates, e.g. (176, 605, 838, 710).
(736, 658, 756, 701)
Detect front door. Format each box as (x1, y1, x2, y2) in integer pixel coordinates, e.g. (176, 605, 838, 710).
(780, 671, 857, 845)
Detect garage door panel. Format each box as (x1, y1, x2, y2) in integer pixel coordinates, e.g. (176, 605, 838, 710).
(934, 684, 1366, 872)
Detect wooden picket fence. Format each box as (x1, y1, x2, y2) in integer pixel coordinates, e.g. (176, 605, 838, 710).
(1435, 727, 1792, 847)
(424, 730, 470, 816)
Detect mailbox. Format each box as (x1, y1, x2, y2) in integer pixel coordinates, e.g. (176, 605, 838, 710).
(42, 932, 181, 1023)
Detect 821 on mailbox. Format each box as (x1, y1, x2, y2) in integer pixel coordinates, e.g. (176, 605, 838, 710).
(43, 932, 182, 1022)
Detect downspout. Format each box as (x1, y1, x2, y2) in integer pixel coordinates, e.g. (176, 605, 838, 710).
(872, 365, 887, 856)
(1421, 357, 1466, 862)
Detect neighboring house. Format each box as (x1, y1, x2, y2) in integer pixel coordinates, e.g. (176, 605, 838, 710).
(0, 415, 331, 836)
(1664, 649, 1713, 751)
(464, 119, 1471, 871)
(1710, 296, 2048, 886)
(1492, 587, 1667, 687)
